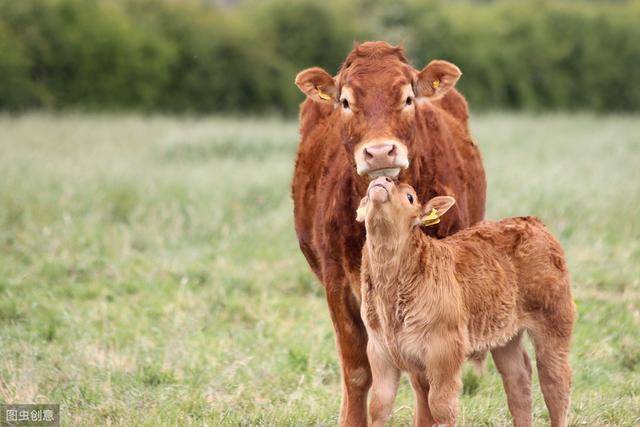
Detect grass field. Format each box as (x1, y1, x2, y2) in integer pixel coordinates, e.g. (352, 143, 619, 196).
(0, 113, 639, 425)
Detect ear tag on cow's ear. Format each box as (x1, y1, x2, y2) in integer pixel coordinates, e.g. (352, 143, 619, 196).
(316, 87, 332, 101)
(422, 208, 440, 227)
(432, 79, 441, 90)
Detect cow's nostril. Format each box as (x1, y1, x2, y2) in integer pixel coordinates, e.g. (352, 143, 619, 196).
(364, 148, 373, 159)
(384, 177, 392, 183)
(388, 145, 397, 156)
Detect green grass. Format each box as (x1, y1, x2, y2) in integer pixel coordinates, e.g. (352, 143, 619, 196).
(0, 113, 639, 425)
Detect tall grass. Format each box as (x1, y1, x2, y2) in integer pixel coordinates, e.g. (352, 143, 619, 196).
(0, 113, 639, 424)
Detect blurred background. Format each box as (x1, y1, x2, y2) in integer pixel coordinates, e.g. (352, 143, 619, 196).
(2, 0, 640, 114)
(1, 0, 639, 425)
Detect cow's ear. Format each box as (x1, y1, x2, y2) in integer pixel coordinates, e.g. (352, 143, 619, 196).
(295, 67, 338, 103)
(419, 196, 456, 227)
(415, 60, 461, 99)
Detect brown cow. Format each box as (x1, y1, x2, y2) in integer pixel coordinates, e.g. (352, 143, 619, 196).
(292, 41, 486, 426)
(357, 177, 575, 427)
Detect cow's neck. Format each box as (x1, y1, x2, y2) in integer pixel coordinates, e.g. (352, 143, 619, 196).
(350, 170, 370, 199)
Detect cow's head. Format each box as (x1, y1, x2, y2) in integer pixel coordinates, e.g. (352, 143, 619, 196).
(295, 41, 461, 179)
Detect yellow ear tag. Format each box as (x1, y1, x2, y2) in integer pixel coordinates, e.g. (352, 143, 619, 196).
(421, 208, 440, 226)
(317, 87, 332, 101)
(356, 206, 367, 221)
(432, 79, 441, 89)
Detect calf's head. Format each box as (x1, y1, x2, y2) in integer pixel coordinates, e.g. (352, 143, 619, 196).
(356, 177, 455, 237)
(295, 41, 461, 179)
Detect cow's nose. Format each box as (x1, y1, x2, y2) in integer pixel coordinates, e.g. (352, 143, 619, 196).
(363, 143, 397, 166)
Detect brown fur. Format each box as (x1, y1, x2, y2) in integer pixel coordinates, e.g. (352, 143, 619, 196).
(359, 179, 576, 426)
(291, 41, 486, 426)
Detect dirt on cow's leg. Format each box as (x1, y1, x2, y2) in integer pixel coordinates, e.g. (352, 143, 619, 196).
(325, 277, 371, 427)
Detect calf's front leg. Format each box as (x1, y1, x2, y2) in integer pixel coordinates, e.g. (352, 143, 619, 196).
(424, 332, 465, 426)
(367, 342, 400, 427)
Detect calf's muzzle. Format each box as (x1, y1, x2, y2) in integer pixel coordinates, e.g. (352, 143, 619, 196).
(368, 176, 394, 203)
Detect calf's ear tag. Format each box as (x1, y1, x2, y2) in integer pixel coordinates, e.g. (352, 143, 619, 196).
(317, 87, 332, 101)
(432, 79, 441, 89)
(422, 208, 440, 226)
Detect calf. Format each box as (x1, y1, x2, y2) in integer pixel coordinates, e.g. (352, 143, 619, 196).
(357, 177, 575, 427)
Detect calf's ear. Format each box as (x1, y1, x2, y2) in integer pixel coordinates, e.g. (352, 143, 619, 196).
(295, 67, 338, 103)
(356, 196, 369, 223)
(419, 196, 456, 226)
(415, 60, 461, 99)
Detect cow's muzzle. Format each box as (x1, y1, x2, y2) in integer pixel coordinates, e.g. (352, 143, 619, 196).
(355, 140, 409, 178)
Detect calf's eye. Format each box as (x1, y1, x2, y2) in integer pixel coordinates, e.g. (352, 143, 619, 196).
(342, 99, 350, 109)
(407, 193, 414, 204)
(405, 97, 413, 106)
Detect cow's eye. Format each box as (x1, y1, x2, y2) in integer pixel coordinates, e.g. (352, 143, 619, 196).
(405, 96, 413, 106)
(341, 98, 350, 109)
(407, 193, 414, 204)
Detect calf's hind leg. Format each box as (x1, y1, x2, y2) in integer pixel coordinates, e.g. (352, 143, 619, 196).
(529, 326, 573, 427)
(491, 331, 532, 427)
(409, 372, 434, 427)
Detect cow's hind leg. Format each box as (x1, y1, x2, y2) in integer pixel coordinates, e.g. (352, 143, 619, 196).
(491, 331, 532, 427)
(529, 325, 573, 427)
(325, 277, 371, 427)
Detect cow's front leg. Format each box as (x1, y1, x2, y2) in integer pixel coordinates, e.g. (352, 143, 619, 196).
(325, 277, 371, 427)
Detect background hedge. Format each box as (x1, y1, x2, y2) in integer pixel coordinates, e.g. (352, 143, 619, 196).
(1, 0, 639, 113)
